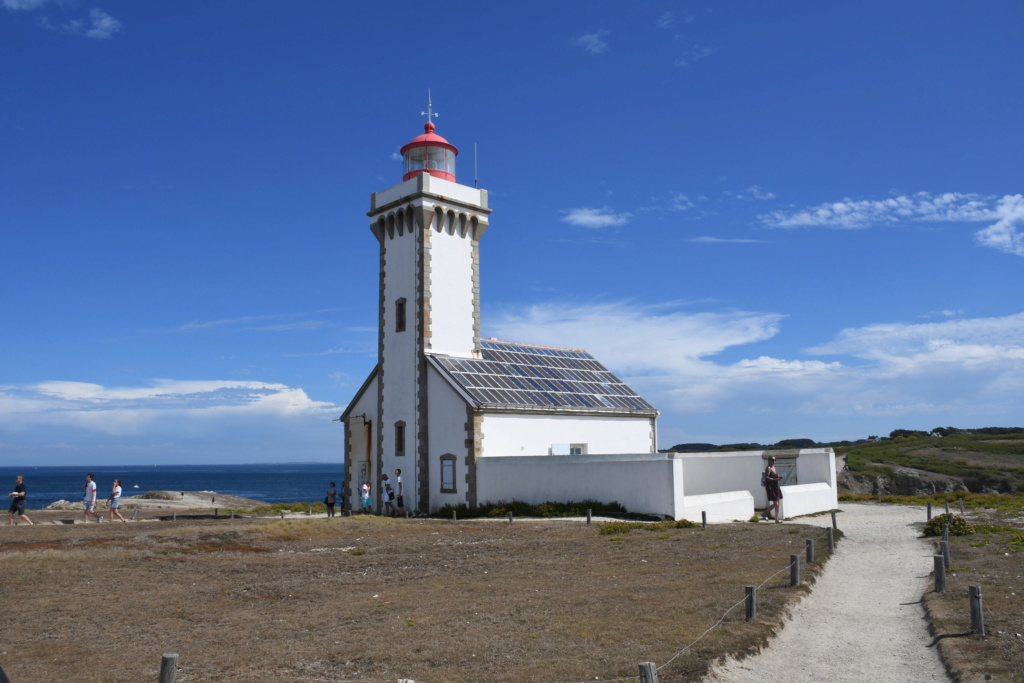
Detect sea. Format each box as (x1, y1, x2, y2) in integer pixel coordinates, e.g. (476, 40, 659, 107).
(1, 463, 344, 510)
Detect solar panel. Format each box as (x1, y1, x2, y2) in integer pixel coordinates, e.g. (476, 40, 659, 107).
(427, 340, 656, 414)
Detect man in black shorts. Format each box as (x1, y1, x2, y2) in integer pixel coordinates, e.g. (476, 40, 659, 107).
(8, 474, 33, 525)
(394, 468, 405, 517)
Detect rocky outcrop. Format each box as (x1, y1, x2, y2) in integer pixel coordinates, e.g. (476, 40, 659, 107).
(838, 466, 969, 496)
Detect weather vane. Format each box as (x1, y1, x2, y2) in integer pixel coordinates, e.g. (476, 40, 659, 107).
(421, 88, 439, 121)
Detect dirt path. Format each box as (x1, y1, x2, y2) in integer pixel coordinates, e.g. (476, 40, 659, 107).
(705, 503, 951, 682)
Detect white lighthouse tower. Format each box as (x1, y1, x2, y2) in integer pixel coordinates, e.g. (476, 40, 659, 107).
(342, 114, 492, 513)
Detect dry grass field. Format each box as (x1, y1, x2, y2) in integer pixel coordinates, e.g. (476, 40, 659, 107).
(0, 511, 835, 683)
(921, 508, 1024, 682)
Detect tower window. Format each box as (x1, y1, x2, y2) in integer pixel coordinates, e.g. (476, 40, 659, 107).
(395, 298, 407, 333)
(440, 454, 457, 493)
(395, 421, 406, 457)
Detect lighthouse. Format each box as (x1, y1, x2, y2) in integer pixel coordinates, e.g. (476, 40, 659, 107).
(341, 112, 659, 516)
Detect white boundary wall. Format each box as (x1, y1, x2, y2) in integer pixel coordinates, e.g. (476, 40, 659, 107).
(476, 448, 837, 522)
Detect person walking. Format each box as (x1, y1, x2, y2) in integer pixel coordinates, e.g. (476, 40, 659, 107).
(83, 473, 102, 523)
(382, 473, 396, 516)
(763, 456, 784, 523)
(361, 479, 372, 514)
(394, 468, 405, 517)
(108, 479, 126, 522)
(325, 482, 337, 517)
(8, 475, 33, 525)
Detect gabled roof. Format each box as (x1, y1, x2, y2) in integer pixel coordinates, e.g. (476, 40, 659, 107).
(428, 339, 658, 416)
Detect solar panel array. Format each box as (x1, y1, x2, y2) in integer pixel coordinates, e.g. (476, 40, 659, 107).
(431, 339, 656, 413)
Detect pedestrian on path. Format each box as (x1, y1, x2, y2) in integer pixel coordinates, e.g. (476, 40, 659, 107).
(83, 473, 102, 523)
(108, 479, 126, 522)
(8, 474, 33, 525)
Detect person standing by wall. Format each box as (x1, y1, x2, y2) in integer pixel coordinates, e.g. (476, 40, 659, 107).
(394, 468, 405, 517)
(83, 473, 102, 523)
(361, 479, 372, 514)
(8, 475, 33, 525)
(382, 473, 396, 516)
(763, 456, 784, 523)
(325, 482, 337, 517)
(108, 478, 126, 523)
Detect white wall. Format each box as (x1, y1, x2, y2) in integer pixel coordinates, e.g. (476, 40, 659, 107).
(475, 449, 837, 522)
(481, 413, 654, 456)
(477, 453, 681, 518)
(427, 366, 472, 511)
(426, 224, 475, 357)
(343, 377, 378, 510)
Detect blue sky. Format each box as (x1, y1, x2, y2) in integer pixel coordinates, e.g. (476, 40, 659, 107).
(2, 1, 1022, 465)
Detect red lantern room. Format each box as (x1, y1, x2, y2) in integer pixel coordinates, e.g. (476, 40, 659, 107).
(400, 121, 458, 183)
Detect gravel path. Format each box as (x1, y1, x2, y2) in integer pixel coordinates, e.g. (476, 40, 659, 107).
(704, 503, 951, 682)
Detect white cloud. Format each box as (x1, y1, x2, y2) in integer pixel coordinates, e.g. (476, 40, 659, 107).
(0, 379, 337, 436)
(690, 236, 760, 243)
(670, 193, 695, 211)
(736, 185, 776, 201)
(762, 191, 1024, 257)
(38, 7, 123, 39)
(657, 12, 675, 29)
(173, 309, 340, 334)
(2, 0, 51, 9)
(573, 30, 609, 55)
(561, 206, 630, 228)
(674, 45, 716, 68)
(974, 194, 1024, 256)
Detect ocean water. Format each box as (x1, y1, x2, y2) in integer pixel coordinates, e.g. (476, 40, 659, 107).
(1, 463, 344, 510)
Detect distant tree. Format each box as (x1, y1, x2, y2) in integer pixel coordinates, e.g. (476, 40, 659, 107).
(774, 438, 816, 449)
(720, 443, 767, 451)
(930, 426, 962, 437)
(889, 429, 928, 440)
(668, 443, 719, 452)
(866, 435, 878, 442)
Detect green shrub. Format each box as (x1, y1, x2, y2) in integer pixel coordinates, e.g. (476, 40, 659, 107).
(437, 499, 629, 520)
(923, 514, 976, 537)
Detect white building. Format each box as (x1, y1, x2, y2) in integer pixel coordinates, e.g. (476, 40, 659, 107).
(341, 118, 838, 521)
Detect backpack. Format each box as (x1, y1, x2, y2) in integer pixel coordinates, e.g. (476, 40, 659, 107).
(760, 470, 767, 487)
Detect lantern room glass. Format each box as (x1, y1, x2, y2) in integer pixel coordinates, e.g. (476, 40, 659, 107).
(404, 145, 456, 178)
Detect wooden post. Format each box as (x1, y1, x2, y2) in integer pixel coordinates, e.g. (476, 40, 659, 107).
(159, 653, 178, 683)
(280, 511, 285, 519)
(830, 510, 837, 530)
(586, 508, 592, 525)
(806, 538, 814, 564)
(940, 540, 951, 571)
(172, 512, 176, 523)
(638, 661, 659, 683)
(942, 523, 950, 546)
(790, 554, 800, 586)
(214, 508, 218, 517)
(131, 509, 138, 521)
(308, 504, 312, 516)
(877, 489, 882, 502)
(933, 555, 946, 593)
(452, 510, 457, 521)
(969, 585, 985, 635)
(827, 527, 835, 553)
(944, 501, 950, 515)
(508, 511, 513, 524)
(701, 511, 707, 529)
(958, 498, 965, 515)
(926, 502, 932, 520)
(230, 510, 235, 520)
(745, 585, 757, 621)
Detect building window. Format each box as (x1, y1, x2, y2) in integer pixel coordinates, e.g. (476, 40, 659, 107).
(569, 444, 587, 456)
(395, 298, 407, 333)
(440, 454, 456, 493)
(395, 421, 406, 457)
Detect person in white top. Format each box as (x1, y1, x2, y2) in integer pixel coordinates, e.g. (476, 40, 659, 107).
(83, 473, 102, 523)
(108, 478, 126, 523)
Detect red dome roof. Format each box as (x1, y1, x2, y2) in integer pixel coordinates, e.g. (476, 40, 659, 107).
(400, 122, 458, 156)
